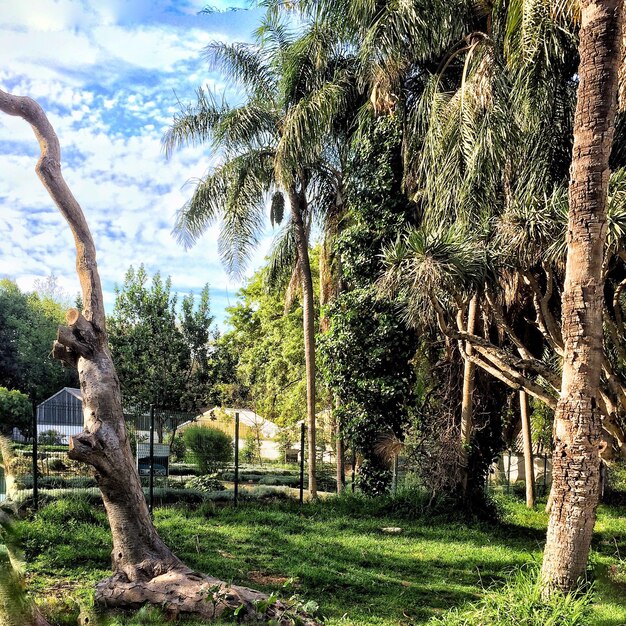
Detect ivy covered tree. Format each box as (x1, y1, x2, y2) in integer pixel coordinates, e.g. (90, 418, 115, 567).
(318, 115, 417, 495)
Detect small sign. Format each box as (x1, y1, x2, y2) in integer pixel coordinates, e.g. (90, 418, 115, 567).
(136, 443, 170, 477)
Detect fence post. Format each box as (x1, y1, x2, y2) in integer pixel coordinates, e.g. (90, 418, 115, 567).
(234, 412, 239, 507)
(149, 404, 155, 516)
(506, 449, 512, 494)
(31, 400, 38, 512)
(351, 449, 356, 493)
(392, 453, 399, 493)
(299, 422, 305, 505)
(543, 452, 548, 496)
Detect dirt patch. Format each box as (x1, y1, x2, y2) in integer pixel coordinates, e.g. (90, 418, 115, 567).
(247, 570, 290, 586)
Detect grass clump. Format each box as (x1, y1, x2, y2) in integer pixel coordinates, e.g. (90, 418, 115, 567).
(427, 568, 593, 625)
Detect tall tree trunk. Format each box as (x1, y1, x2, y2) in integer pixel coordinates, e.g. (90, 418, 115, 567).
(320, 223, 344, 495)
(289, 188, 317, 498)
(519, 390, 536, 508)
(0, 88, 318, 623)
(335, 396, 346, 494)
(460, 295, 478, 494)
(540, 2, 624, 593)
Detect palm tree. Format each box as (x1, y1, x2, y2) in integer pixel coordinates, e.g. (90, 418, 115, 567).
(540, 0, 625, 594)
(164, 19, 358, 498)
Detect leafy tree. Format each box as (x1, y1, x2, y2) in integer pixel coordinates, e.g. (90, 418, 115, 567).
(0, 279, 77, 402)
(318, 115, 417, 495)
(219, 265, 310, 427)
(164, 18, 361, 497)
(0, 387, 31, 437)
(242, 432, 260, 464)
(107, 265, 215, 438)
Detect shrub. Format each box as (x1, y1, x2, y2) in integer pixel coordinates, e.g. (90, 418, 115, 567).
(170, 433, 186, 462)
(242, 433, 259, 463)
(169, 463, 199, 476)
(38, 430, 64, 446)
(6, 455, 33, 477)
(183, 426, 232, 475)
(184, 474, 225, 492)
(258, 475, 300, 487)
(46, 457, 67, 472)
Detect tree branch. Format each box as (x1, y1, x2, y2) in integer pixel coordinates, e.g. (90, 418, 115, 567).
(523, 269, 564, 354)
(0, 88, 105, 331)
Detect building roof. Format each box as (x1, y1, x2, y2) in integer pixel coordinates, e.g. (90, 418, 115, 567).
(38, 387, 82, 407)
(198, 407, 280, 439)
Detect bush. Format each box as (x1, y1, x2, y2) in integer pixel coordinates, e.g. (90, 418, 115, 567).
(426, 567, 592, 626)
(38, 430, 64, 446)
(169, 463, 199, 476)
(170, 434, 186, 462)
(258, 475, 300, 487)
(6, 454, 34, 477)
(46, 458, 67, 472)
(184, 474, 225, 492)
(183, 426, 233, 475)
(242, 433, 259, 463)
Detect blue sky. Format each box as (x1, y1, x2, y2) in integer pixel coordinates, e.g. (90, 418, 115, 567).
(0, 0, 275, 327)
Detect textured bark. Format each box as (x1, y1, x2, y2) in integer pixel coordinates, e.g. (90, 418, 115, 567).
(460, 296, 478, 494)
(335, 396, 346, 494)
(0, 88, 319, 623)
(540, 1, 624, 593)
(289, 188, 317, 498)
(519, 390, 536, 508)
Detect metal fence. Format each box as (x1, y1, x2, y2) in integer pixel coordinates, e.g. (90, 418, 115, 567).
(2, 405, 559, 509)
(3, 404, 199, 510)
(2, 407, 325, 511)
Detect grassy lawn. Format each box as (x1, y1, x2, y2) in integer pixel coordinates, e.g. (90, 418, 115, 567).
(12, 492, 626, 625)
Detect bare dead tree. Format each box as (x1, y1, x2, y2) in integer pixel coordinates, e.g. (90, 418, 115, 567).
(0, 88, 318, 623)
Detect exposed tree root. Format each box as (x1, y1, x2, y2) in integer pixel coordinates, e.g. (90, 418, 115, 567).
(96, 567, 319, 624)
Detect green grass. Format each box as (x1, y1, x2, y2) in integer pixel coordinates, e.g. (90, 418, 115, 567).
(11, 491, 626, 626)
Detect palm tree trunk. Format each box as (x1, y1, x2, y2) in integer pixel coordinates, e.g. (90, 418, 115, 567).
(541, 1, 624, 593)
(460, 295, 478, 494)
(519, 390, 535, 508)
(289, 188, 317, 498)
(335, 396, 346, 493)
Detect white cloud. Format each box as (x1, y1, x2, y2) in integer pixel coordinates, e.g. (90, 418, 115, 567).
(0, 0, 268, 326)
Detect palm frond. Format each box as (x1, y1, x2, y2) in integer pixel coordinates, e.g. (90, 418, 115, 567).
(214, 100, 280, 153)
(276, 79, 349, 185)
(265, 217, 299, 291)
(174, 149, 275, 276)
(162, 88, 226, 158)
(203, 42, 277, 101)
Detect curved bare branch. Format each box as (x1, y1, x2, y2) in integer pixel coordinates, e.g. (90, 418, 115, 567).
(0, 88, 105, 331)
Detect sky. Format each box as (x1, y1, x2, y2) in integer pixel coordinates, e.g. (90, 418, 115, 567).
(0, 0, 273, 327)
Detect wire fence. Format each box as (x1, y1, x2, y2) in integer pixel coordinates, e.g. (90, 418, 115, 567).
(2, 405, 327, 510)
(0, 400, 559, 510)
